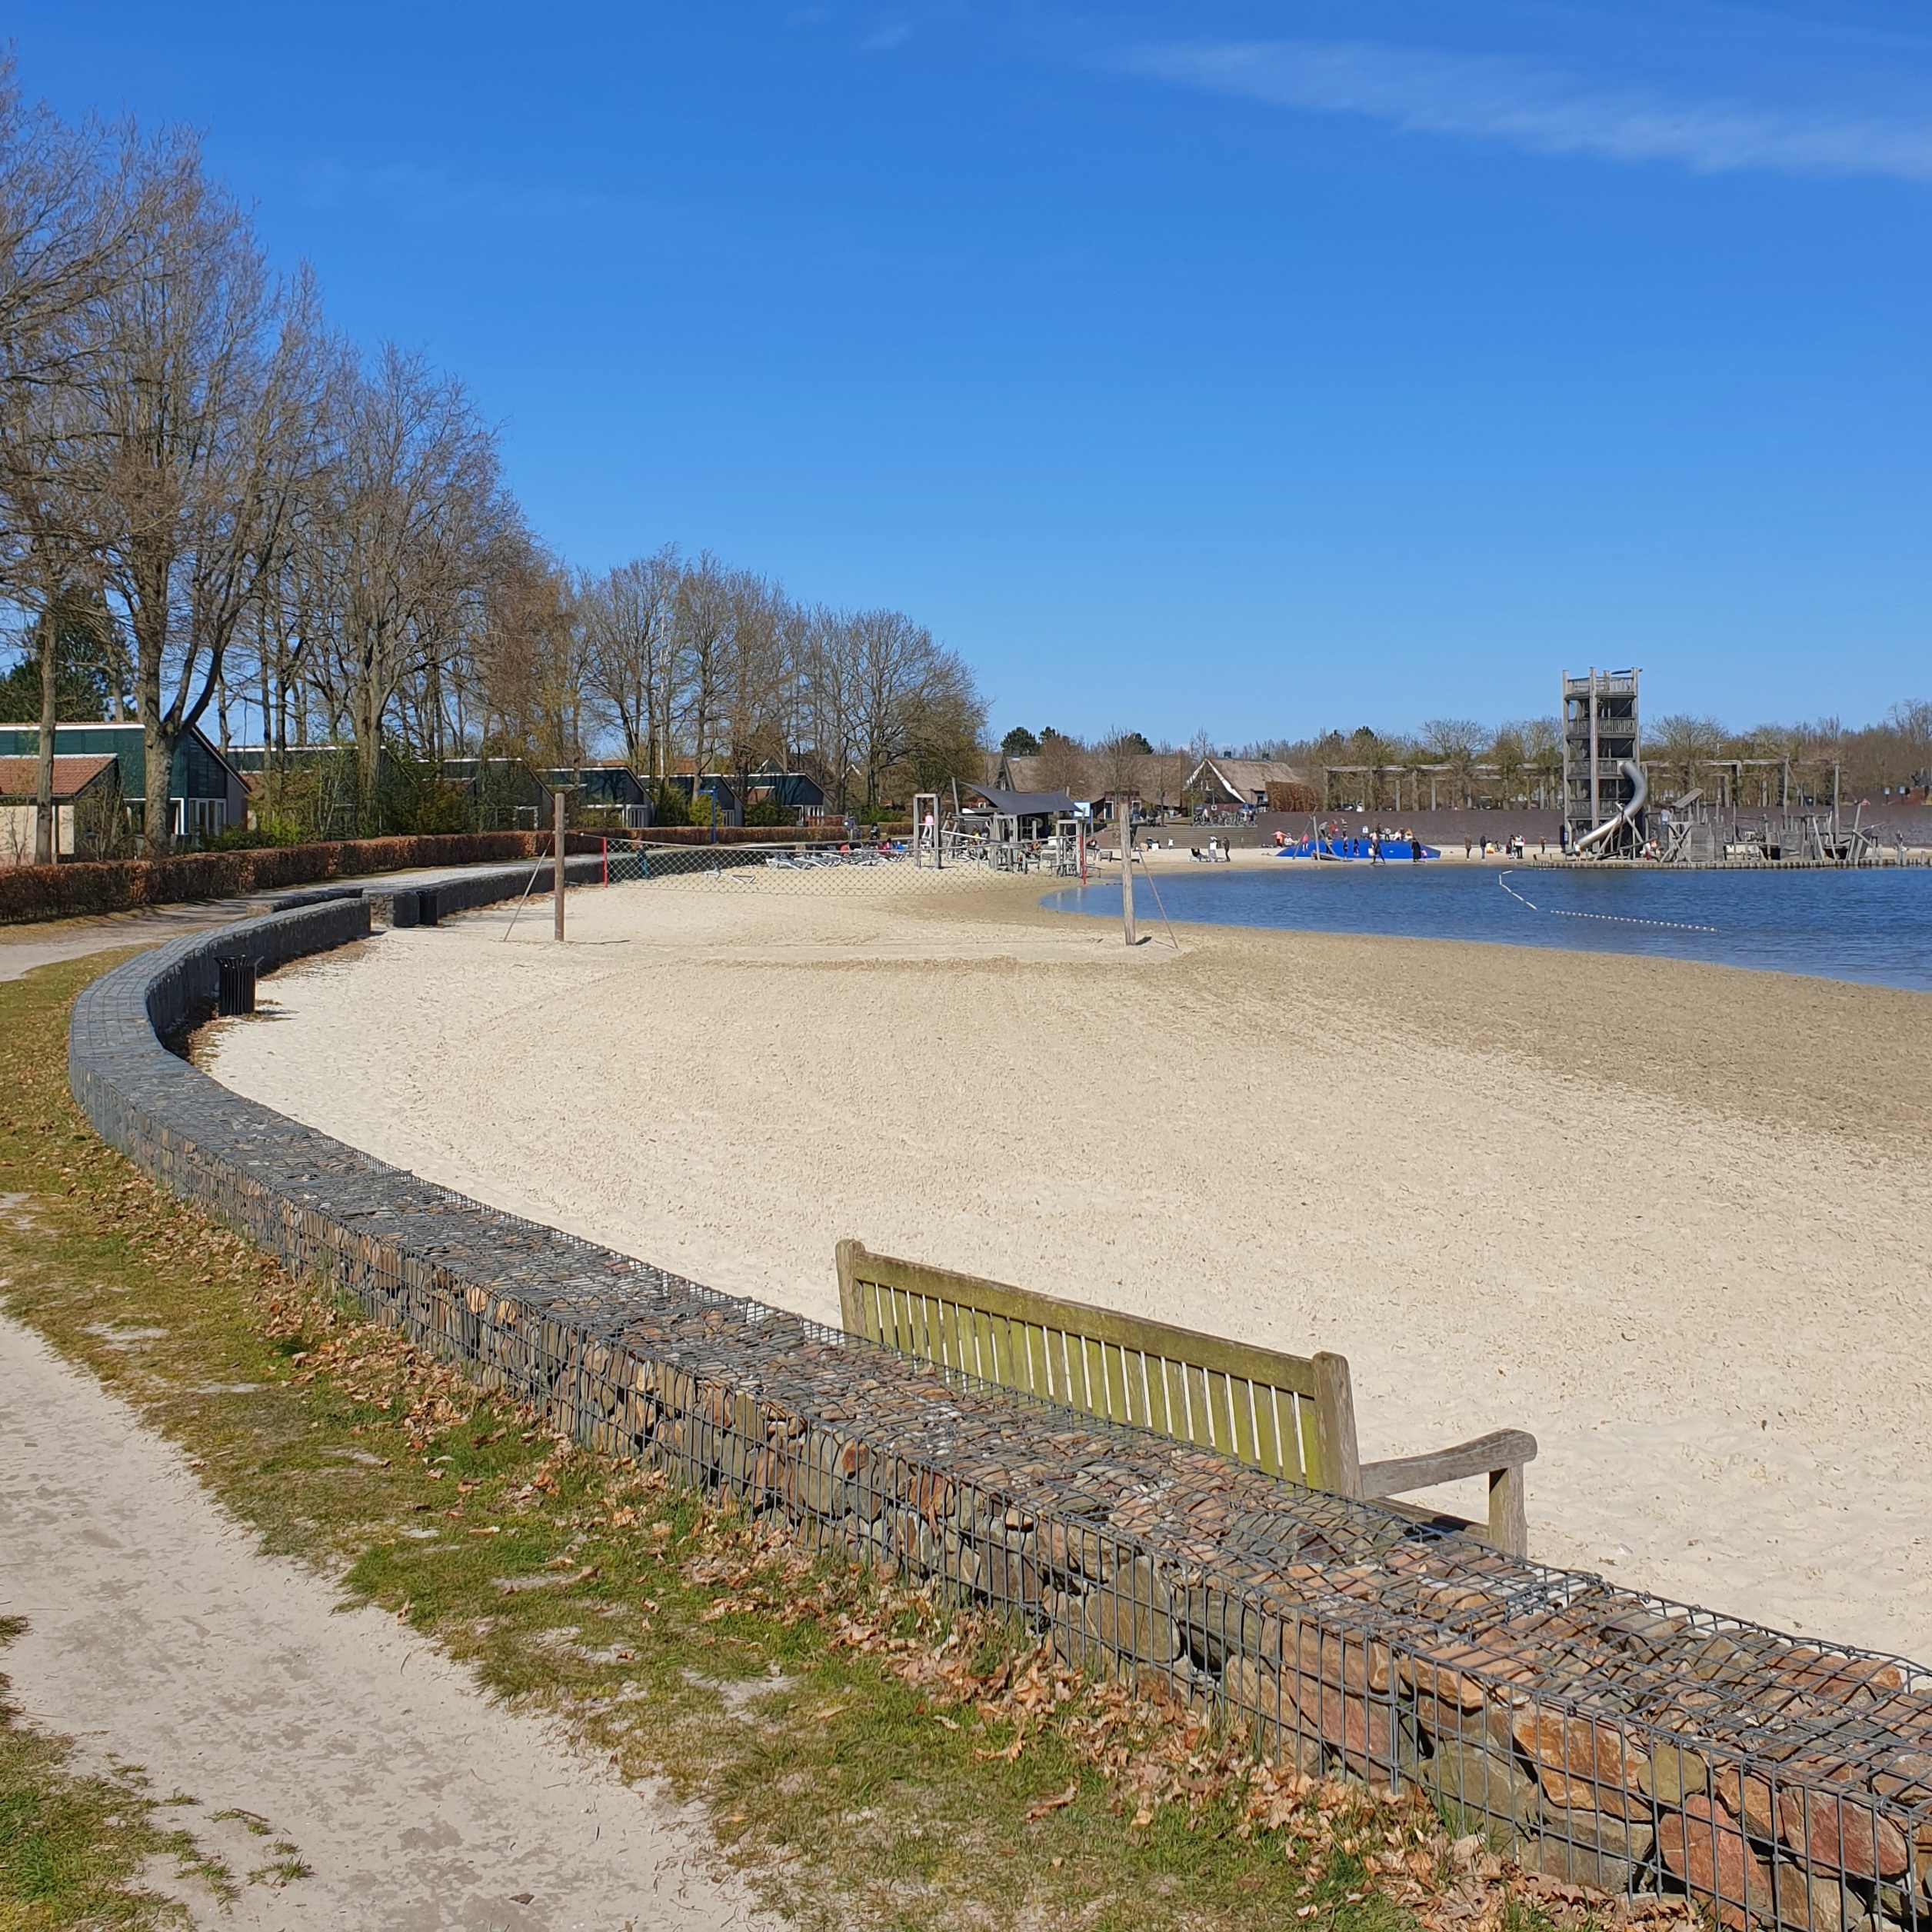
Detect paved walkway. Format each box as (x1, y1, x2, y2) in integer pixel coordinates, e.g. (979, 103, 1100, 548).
(0, 901, 261, 980)
(0, 1312, 766, 1930)
(0, 858, 557, 982)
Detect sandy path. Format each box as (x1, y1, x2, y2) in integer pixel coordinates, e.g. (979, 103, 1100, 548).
(0, 1312, 765, 1932)
(202, 873, 1932, 1664)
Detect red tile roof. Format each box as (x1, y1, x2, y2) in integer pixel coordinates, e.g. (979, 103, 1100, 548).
(0, 754, 118, 801)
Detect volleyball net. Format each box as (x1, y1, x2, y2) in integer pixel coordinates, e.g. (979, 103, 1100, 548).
(572, 834, 1076, 894)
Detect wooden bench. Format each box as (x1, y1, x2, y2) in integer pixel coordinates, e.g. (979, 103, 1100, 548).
(836, 1241, 1537, 1556)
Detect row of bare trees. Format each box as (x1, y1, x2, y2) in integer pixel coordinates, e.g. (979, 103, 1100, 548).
(573, 550, 983, 815)
(1640, 704, 1932, 805)
(0, 59, 984, 851)
(0, 59, 528, 851)
(998, 727, 1194, 814)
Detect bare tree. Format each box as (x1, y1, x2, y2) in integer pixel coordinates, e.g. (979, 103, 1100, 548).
(298, 342, 506, 815)
(1649, 713, 1725, 801)
(851, 608, 941, 810)
(58, 135, 325, 851)
(1143, 740, 1188, 818)
(799, 607, 861, 811)
(0, 62, 142, 859)
(721, 569, 788, 809)
(1093, 728, 1145, 808)
(1421, 718, 1484, 807)
(672, 553, 736, 784)
(578, 546, 681, 778)
(1035, 729, 1091, 799)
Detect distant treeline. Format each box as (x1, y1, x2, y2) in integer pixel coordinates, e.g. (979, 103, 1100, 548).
(1225, 704, 1932, 811)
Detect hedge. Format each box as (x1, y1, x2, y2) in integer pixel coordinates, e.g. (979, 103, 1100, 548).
(0, 832, 546, 925)
(0, 825, 919, 924)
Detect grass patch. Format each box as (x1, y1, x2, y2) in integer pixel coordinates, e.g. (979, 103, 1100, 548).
(0, 1617, 230, 1931)
(0, 951, 1598, 1931)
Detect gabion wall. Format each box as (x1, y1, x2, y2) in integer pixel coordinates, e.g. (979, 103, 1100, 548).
(67, 908, 1932, 1930)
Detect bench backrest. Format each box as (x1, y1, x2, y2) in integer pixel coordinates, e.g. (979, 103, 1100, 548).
(836, 1240, 1359, 1494)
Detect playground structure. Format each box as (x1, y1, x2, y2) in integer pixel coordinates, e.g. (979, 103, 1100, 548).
(1562, 668, 1644, 858)
(947, 780, 1090, 874)
(1557, 670, 1919, 866)
(1650, 794, 1897, 866)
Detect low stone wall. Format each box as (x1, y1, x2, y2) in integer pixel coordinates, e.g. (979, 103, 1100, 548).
(65, 906, 1932, 1928)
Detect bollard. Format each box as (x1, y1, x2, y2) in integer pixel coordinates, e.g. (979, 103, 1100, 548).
(215, 955, 257, 1017)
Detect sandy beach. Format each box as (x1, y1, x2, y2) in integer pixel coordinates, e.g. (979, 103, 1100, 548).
(203, 867, 1932, 1662)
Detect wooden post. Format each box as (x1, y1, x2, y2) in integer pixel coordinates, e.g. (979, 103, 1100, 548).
(835, 1237, 866, 1336)
(1119, 797, 1135, 945)
(553, 787, 566, 941)
(1311, 1351, 1361, 1499)
(1488, 1462, 1528, 1557)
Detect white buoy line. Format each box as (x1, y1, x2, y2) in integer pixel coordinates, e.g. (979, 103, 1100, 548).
(1497, 869, 1720, 934)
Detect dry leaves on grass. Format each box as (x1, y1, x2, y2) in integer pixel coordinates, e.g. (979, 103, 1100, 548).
(787, 1555, 1699, 1932)
(265, 1281, 480, 1450)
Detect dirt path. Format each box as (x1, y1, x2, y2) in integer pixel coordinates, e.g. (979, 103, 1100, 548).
(0, 1312, 768, 1931)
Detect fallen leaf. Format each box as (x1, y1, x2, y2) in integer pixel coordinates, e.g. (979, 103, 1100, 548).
(1026, 1784, 1078, 1823)
(974, 1734, 1027, 1764)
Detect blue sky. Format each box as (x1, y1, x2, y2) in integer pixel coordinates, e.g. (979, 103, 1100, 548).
(15, 3, 1932, 743)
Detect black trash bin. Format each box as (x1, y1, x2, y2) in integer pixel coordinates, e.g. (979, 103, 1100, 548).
(391, 889, 419, 929)
(216, 955, 257, 1017)
(417, 888, 439, 927)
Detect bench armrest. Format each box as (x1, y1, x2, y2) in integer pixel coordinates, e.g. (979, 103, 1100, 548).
(1357, 1429, 1537, 1556)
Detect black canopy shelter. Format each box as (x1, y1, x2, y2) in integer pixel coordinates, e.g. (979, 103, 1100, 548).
(958, 781, 1078, 821)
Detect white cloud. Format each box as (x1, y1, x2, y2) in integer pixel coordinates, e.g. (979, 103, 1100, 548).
(1123, 38, 1932, 182)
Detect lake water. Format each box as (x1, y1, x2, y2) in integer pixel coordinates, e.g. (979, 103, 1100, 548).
(1039, 861, 1932, 993)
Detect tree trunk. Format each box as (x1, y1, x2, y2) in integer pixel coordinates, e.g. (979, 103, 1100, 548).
(133, 632, 179, 857)
(355, 688, 384, 836)
(34, 610, 56, 866)
(143, 712, 178, 855)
